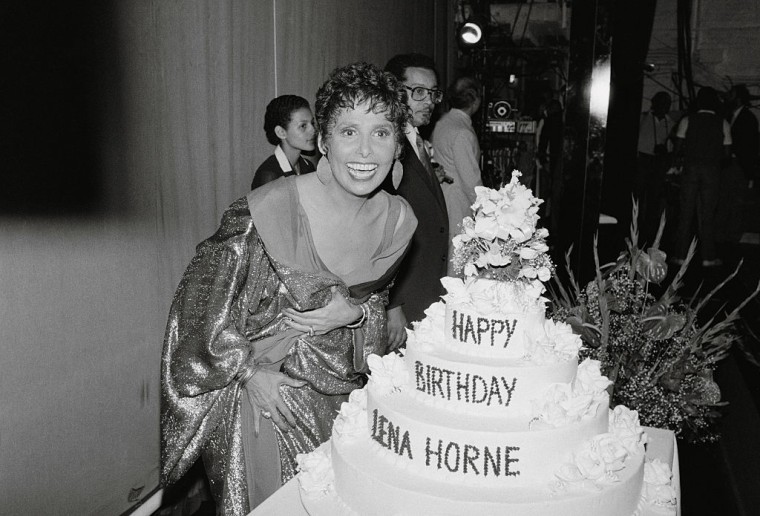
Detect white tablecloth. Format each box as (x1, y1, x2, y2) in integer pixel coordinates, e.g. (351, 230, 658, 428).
(250, 426, 680, 516)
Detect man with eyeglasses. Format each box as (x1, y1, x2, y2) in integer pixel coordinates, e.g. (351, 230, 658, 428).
(383, 53, 449, 349)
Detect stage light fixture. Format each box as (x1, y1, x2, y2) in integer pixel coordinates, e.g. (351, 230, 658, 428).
(458, 21, 484, 48)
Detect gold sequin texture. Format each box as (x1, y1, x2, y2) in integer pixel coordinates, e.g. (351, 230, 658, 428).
(160, 197, 395, 515)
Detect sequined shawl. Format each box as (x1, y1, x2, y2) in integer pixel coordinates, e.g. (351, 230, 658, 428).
(160, 177, 415, 515)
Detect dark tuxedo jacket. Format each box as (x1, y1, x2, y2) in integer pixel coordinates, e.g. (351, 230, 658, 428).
(383, 138, 449, 324)
(731, 107, 759, 178)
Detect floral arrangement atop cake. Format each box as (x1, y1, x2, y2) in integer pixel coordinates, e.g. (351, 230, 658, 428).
(452, 170, 553, 286)
(549, 207, 760, 443)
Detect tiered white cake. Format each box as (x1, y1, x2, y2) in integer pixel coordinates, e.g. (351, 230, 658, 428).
(297, 172, 677, 516)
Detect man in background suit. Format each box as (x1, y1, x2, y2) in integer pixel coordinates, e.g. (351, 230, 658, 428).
(383, 53, 449, 348)
(717, 84, 759, 244)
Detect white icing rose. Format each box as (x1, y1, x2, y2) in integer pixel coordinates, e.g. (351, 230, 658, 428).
(532, 362, 610, 427)
(531, 383, 572, 427)
(408, 301, 445, 352)
(573, 444, 608, 482)
(610, 405, 647, 454)
(555, 462, 585, 483)
(522, 333, 554, 365)
(296, 449, 334, 495)
(347, 386, 367, 408)
(367, 353, 408, 395)
(333, 392, 367, 440)
(574, 359, 613, 395)
(643, 459, 677, 512)
(590, 433, 628, 472)
(543, 319, 583, 357)
(448, 276, 545, 315)
(441, 277, 468, 303)
(561, 392, 599, 421)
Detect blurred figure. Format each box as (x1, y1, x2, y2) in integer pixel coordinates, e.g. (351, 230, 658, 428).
(431, 76, 483, 275)
(716, 84, 759, 245)
(673, 87, 732, 266)
(535, 98, 564, 237)
(383, 53, 449, 347)
(251, 95, 316, 190)
(636, 91, 674, 244)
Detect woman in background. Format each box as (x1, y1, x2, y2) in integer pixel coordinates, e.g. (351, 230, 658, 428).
(161, 62, 415, 515)
(251, 95, 317, 189)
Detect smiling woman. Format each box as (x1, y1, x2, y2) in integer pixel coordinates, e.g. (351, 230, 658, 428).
(160, 62, 417, 515)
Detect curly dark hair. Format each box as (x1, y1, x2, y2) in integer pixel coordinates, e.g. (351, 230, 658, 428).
(315, 62, 408, 149)
(263, 95, 311, 146)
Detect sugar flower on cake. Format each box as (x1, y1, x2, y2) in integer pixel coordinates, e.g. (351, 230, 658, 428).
(332, 388, 368, 439)
(451, 170, 553, 285)
(367, 353, 409, 395)
(553, 406, 646, 491)
(296, 447, 334, 496)
(543, 319, 583, 358)
(642, 459, 678, 514)
(406, 301, 445, 352)
(609, 405, 648, 455)
(556, 433, 628, 486)
(530, 359, 610, 428)
(573, 359, 613, 396)
(523, 320, 582, 365)
(441, 276, 546, 316)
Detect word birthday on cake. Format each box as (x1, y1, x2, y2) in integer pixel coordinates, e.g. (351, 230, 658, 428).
(451, 309, 518, 348)
(371, 409, 521, 478)
(414, 361, 517, 407)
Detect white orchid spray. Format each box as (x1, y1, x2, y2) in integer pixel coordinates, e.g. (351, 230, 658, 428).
(451, 170, 554, 289)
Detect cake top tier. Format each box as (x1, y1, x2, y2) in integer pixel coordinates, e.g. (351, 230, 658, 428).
(452, 170, 552, 289)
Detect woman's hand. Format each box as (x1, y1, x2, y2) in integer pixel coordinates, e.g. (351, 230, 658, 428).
(281, 286, 362, 336)
(386, 305, 407, 350)
(244, 369, 306, 435)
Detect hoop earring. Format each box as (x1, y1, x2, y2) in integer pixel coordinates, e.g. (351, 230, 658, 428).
(391, 159, 403, 189)
(316, 155, 332, 185)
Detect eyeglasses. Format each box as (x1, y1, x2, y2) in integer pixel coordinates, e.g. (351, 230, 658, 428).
(404, 85, 444, 104)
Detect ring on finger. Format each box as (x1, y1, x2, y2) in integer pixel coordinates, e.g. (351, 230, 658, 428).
(261, 410, 272, 419)
(308, 326, 314, 337)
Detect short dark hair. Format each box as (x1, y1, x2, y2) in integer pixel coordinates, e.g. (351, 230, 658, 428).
(695, 86, 721, 112)
(263, 95, 311, 146)
(384, 53, 439, 84)
(651, 91, 672, 109)
(732, 84, 751, 106)
(447, 76, 481, 109)
(315, 61, 408, 150)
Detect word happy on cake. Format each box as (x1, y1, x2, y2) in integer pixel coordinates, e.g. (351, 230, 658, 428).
(414, 361, 518, 407)
(371, 409, 521, 478)
(451, 309, 518, 348)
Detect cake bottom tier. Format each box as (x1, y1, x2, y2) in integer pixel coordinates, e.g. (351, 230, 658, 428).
(328, 434, 645, 516)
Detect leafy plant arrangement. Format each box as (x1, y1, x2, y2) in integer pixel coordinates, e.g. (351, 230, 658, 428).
(549, 204, 760, 443)
(451, 170, 554, 284)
